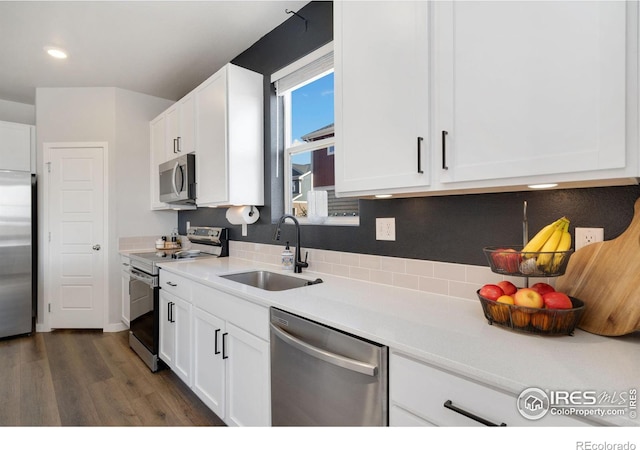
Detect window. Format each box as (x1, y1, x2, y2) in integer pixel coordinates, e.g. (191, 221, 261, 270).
(273, 44, 359, 225)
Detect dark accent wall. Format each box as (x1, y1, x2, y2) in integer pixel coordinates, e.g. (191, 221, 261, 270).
(179, 1, 640, 267)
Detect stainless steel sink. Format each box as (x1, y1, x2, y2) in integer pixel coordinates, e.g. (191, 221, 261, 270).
(220, 270, 322, 291)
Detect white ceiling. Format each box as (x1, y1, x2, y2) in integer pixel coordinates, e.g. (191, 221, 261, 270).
(0, 1, 309, 105)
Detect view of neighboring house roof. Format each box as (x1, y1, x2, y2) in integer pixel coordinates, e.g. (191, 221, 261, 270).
(301, 123, 334, 142)
(292, 163, 311, 178)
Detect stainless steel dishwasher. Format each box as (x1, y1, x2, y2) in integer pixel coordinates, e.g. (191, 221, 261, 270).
(270, 307, 388, 426)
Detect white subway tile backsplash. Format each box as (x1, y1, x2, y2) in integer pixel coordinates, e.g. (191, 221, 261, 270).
(359, 254, 381, 270)
(228, 241, 513, 300)
(433, 262, 466, 281)
(393, 273, 420, 290)
(406, 259, 434, 277)
(381, 256, 406, 274)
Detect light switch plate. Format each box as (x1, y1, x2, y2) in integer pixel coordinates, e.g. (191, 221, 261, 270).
(376, 218, 396, 241)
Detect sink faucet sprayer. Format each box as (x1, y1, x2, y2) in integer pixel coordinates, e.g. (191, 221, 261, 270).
(273, 214, 308, 273)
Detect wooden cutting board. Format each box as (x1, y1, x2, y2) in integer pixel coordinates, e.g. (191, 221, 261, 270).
(556, 197, 640, 336)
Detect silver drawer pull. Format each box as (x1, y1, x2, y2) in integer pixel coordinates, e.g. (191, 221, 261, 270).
(270, 323, 377, 377)
(166, 281, 177, 287)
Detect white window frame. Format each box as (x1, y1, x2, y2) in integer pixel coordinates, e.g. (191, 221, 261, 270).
(273, 43, 359, 226)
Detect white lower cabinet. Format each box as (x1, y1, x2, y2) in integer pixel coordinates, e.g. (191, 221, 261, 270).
(390, 351, 592, 427)
(191, 282, 270, 426)
(192, 306, 226, 417)
(120, 255, 130, 326)
(158, 270, 271, 426)
(158, 289, 192, 386)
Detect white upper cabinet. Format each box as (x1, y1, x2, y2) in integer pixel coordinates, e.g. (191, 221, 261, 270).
(0, 120, 35, 173)
(164, 92, 196, 161)
(195, 63, 264, 207)
(334, 1, 638, 198)
(434, 1, 633, 188)
(150, 113, 170, 210)
(334, 1, 430, 197)
(149, 63, 263, 210)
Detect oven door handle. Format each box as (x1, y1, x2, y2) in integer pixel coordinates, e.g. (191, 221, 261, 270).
(130, 268, 154, 285)
(270, 323, 377, 377)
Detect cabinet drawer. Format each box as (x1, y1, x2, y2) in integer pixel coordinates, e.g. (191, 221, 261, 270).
(390, 352, 590, 427)
(159, 270, 192, 300)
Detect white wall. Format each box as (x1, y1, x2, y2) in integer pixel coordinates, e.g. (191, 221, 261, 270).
(35, 87, 175, 330)
(0, 98, 36, 125)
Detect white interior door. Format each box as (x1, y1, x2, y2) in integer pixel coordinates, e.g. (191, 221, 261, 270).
(46, 143, 106, 329)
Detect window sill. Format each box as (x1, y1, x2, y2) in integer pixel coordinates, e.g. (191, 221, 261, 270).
(296, 216, 359, 227)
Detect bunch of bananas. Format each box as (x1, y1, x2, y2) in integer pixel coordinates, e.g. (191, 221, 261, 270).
(522, 217, 572, 272)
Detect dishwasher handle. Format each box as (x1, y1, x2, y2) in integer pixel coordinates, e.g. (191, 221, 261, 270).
(270, 323, 378, 377)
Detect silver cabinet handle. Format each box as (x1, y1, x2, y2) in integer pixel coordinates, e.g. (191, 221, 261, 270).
(92, 244, 101, 251)
(166, 281, 177, 287)
(270, 323, 377, 377)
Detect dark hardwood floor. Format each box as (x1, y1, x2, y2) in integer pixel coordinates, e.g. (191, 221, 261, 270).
(0, 329, 225, 427)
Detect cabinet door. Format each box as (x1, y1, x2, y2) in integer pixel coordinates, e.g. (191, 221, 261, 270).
(434, 1, 627, 184)
(121, 266, 130, 326)
(158, 290, 176, 368)
(165, 104, 180, 161)
(0, 121, 33, 172)
(192, 306, 226, 419)
(173, 296, 192, 386)
(179, 93, 196, 154)
(225, 322, 270, 427)
(195, 69, 228, 205)
(335, 1, 430, 196)
(149, 114, 170, 210)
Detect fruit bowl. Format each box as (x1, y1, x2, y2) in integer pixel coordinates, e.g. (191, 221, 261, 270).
(483, 246, 573, 277)
(477, 290, 585, 336)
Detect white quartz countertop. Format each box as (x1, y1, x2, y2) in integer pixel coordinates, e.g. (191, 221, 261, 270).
(158, 257, 640, 426)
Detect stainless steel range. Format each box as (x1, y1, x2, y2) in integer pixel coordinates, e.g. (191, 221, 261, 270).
(128, 227, 228, 371)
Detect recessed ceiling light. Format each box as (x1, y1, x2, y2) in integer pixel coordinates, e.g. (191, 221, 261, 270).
(528, 183, 558, 189)
(45, 47, 68, 59)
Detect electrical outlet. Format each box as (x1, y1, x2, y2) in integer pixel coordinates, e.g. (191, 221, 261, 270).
(376, 218, 396, 241)
(575, 227, 604, 251)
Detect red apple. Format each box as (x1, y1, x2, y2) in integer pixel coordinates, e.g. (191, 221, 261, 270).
(502, 249, 522, 273)
(530, 282, 555, 296)
(543, 291, 573, 309)
(479, 284, 504, 301)
(497, 280, 517, 296)
(513, 288, 544, 309)
(491, 248, 521, 273)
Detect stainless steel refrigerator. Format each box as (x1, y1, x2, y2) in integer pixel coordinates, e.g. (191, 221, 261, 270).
(0, 170, 35, 339)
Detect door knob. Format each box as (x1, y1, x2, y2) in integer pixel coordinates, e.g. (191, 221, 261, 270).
(92, 244, 101, 251)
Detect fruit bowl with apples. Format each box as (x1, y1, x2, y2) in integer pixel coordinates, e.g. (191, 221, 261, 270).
(483, 246, 573, 277)
(477, 282, 585, 336)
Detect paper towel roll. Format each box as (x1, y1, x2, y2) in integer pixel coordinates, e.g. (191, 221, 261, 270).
(307, 191, 328, 224)
(226, 206, 260, 225)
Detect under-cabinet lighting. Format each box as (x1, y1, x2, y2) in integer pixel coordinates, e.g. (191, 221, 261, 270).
(375, 194, 393, 199)
(528, 183, 558, 189)
(45, 46, 68, 59)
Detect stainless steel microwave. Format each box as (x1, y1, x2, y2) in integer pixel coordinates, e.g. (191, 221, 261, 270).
(159, 153, 196, 204)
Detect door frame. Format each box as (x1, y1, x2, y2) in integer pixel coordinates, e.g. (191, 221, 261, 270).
(41, 142, 109, 332)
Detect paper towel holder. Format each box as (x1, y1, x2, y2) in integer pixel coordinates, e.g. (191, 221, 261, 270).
(226, 205, 260, 237)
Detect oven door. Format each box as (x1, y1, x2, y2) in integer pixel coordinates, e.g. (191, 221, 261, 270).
(129, 268, 158, 356)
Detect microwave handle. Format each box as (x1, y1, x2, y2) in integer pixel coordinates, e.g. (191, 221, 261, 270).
(171, 161, 181, 197)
